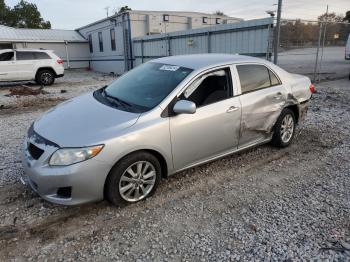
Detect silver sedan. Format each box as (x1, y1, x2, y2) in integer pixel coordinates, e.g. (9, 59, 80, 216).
(21, 54, 314, 206)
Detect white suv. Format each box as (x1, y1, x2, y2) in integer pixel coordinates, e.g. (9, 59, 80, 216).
(0, 49, 64, 86)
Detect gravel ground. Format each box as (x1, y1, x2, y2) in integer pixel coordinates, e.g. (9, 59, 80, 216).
(0, 75, 349, 261)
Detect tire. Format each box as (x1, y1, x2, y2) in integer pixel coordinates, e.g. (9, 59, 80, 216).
(105, 152, 162, 207)
(36, 69, 55, 86)
(271, 108, 296, 148)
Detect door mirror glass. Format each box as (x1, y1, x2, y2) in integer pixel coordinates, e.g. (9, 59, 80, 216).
(173, 100, 196, 114)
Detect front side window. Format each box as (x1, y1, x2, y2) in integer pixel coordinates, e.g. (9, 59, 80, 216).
(16, 51, 35, 60)
(0, 52, 14, 61)
(88, 34, 93, 53)
(110, 29, 116, 51)
(103, 63, 193, 112)
(98, 32, 103, 52)
(182, 68, 232, 107)
(237, 64, 280, 94)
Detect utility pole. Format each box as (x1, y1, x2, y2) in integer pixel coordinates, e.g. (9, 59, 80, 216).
(318, 4, 328, 82)
(105, 6, 110, 17)
(273, 0, 282, 64)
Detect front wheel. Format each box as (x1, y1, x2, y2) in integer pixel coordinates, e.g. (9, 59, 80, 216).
(105, 152, 162, 207)
(271, 108, 296, 147)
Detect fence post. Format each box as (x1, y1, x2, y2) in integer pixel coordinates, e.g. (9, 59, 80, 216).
(207, 31, 211, 53)
(313, 22, 323, 82)
(141, 40, 144, 63)
(168, 35, 171, 56)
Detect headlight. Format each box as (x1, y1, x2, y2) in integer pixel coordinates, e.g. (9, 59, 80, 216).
(49, 145, 104, 166)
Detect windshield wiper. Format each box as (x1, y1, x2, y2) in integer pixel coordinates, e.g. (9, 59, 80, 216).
(102, 87, 132, 110)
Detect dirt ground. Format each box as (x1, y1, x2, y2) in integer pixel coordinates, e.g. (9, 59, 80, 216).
(0, 71, 349, 261)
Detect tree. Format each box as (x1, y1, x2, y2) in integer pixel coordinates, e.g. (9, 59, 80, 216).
(214, 11, 226, 16)
(318, 12, 343, 23)
(118, 6, 132, 14)
(344, 11, 350, 23)
(0, 0, 51, 29)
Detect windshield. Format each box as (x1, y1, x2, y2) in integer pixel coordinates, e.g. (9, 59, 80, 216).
(104, 62, 193, 112)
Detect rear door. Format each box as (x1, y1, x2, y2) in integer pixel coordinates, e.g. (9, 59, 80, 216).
(14, 51, 36, 80)
(0, 51, 16, 81)
(235, 63, 287, 148)
(169, 66, 241, 170)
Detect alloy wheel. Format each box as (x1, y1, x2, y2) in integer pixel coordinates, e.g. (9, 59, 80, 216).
(119, 161, 157, 202)
(280, 114, 294, 143)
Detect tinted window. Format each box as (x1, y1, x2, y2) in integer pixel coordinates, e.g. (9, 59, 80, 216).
(104, 63, 193, 111)
(237, 64, 274, 93)
(88, 34, 93, 53)
(0, 52, 14, 61)
(110, 29, 116, 51)
(98, 32, 103, 52)
(34, 52, 51, 59)
(183, 68, 232, 107)
(16, 51, 35, 60)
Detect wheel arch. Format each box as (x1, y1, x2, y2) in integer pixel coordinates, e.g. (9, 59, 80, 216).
(35, 67, 57, 78)
(103, 149, 169, 199)
(284, 104, 299, 124)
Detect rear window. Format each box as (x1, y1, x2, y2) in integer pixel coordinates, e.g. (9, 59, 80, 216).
(34, 52, 51, 59)
(16, 51, 51, 60)
(237, 64, 280, 94)
(0, 52, 14, 61)
(16, 51, 35, 60)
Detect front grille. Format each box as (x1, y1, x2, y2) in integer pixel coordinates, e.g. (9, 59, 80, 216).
(28, 143, 44, 160)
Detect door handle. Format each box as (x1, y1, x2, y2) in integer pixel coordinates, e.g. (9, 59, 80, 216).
(226, 106, 239, 113)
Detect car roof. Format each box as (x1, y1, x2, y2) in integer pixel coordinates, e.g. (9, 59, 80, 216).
(0, 49, 52, 52)
(152, 54, 265, 70)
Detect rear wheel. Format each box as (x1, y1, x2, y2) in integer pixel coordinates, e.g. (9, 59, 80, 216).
(36, 69, 55, 86)
(105, 152, 162, 207)
(271, 108, 296, 147)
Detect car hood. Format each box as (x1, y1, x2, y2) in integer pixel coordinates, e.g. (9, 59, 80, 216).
(34, 92, 141, 147)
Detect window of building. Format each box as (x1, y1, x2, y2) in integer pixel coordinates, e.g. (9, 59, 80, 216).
(236, 64, 281, 94)
(163, 14, 169, 22)
(216, 18, 221, 24)
(98, 32, 103, 52)
(16, 51, 35, 60)
(110, 29, 116, 51)
(0, 52, 14, 61)
(202, 17, 208, 24)
(183, 68, 232, 107)
(88, 34, 93, 53)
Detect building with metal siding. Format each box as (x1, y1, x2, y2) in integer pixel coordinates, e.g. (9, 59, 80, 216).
(77, 10, 242, 75)
(0, 25, 90, 69)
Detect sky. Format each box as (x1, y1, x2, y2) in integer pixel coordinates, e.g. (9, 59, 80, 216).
(4, 0, 350, 29)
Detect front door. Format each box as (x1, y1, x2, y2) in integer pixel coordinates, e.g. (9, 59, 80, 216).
(0, 51, 16, 81)
(169, 67, 241, 170)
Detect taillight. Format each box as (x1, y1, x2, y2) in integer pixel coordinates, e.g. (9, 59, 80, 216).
(57, 59, 63, 64)
(309, 84, 316, 93)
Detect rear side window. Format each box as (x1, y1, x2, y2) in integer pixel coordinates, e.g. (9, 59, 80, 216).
(34, 52, 51, 59)
(237, 64, 280, 94)
(0, 52, 14, 61)
(16, 51, 35, 60)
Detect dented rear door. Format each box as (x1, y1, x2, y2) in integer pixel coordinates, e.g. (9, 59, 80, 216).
(235, 64, 287, 147)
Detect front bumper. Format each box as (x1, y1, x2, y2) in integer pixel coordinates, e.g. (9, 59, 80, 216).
(22, 138, 111, 206)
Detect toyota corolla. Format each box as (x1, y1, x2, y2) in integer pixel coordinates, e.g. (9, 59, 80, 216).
(21, 54, 314, 206)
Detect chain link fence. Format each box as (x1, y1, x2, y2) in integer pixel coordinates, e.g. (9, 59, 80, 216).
(276, 19, 350, 82)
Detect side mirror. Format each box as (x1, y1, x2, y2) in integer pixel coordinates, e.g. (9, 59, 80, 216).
(173, 100, 196, 115)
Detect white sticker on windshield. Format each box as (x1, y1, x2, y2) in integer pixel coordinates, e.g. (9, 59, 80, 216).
(159, 65, 180, 71)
